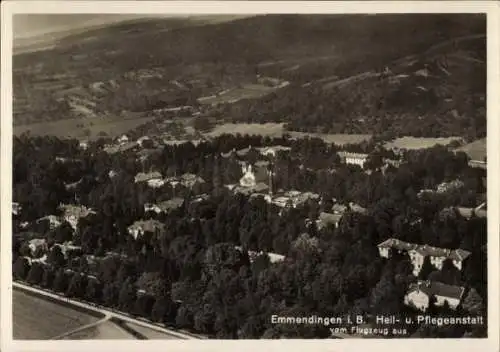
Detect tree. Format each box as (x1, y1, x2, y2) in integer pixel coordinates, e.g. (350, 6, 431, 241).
(369, 273, 401, 315)
(103, 282, 119, 308)
(53, 268, 70, 293)
(176, 305, 194, 329)
(55, 221, 74, 244)
(41, 266, 56, 288)
(85, 278, 103, 303)
(193, 116, 213, 133)
(136, 271, 167, 299)
(462, 288, 484, 315)
(118, 278, 137, 313)
(66, 272, 87, 298)
(48, 245, 66, 269)
(26, 263, 45, 285)
(418, 256, 434, 280)
(151, 297, 176, 324)
(133, 294, 155, 318)
(13, 257, 30, 280)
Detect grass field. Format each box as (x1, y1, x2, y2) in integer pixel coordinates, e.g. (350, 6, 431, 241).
(384, 136, 464, 150)
(13, 289, 99, 339)
(454, 138, 486, 161)
(198, 83, 279, 105)
(61, 322, 135, 340)
(207, 123, 372, 145)
(14, 115, 156, 140)
(207, 122, 286, 138)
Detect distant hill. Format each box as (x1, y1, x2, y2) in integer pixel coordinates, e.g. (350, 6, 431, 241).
(13, 14, 486, 139)
(224, 32, 486, 141)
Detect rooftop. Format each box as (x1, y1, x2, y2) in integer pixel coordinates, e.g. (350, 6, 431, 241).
(135, 171, 163, 183)
(408, 280, 465, 301)
(128, 219, 165, 233)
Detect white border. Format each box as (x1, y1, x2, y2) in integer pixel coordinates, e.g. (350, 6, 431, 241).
(1, 2, 499, 352)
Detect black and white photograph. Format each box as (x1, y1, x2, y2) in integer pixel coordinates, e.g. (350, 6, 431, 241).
(1, 1, 499, 350)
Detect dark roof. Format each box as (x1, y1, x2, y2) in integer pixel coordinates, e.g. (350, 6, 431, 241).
(448, 249, 471, 261)
(377, 238, 417, 251)
(415, 244, 450, 258)
(408, 281, 465, 300)
(318, 212, 343, 225)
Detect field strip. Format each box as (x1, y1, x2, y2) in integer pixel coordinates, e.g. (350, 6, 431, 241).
(13, 282, 198, 340)
(51, 315, 112, 340)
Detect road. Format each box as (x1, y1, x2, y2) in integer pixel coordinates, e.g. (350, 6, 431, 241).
(51, 315, 112, 340)
(13, 282, 198, 340)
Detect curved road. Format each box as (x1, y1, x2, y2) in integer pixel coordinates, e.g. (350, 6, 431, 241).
(13, 282, 198, 340)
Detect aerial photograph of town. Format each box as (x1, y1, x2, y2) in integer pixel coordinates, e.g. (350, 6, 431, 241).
(9, 11, 488, 340)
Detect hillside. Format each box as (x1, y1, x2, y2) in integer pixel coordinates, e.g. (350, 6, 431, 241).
(13, 14, 486, 140)
(225, 34, 486, 141)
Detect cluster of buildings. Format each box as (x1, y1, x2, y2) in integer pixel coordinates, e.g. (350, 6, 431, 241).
(377, 238, 471, 312)
(25, 238, 82, 266)
(134, 171, 205, 190)
(35, 204, 96, 232)
(377, 238, 471, 274)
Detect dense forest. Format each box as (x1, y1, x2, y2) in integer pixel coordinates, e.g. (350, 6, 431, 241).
(13, 133, 487, 338)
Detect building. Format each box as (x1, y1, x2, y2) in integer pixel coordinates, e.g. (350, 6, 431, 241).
(331, 204, 348, 215)
(134, 171, 163, 184)
(257, 146, 292, 157)
(234, 246, 285, 264)
(315, 212, 343, 230)
(337, 151, 369, 168)
(436, 180, 465, 193)
(127, 220, 165, 240)
(104, 141, 137, 154)
(349, 202, 368, 215)
(36, 215, 61, 230)
(404, 280, 466, 311)
(28, 238, 48, 256)
(58, 204, 96, 230)
(54, 242, 83, 259)
(147, 178, 166, 188)
(136, 136, 152, 147)
(117, 134, 129, 144)
(468, 160, 487, 170)
(377, 238, 471, 275)
(144, 198, 184, 214)
(457, 202, 487, 219)
(79, 141, 89, 150)
(377, 238, 418, 259)
(12, 202, 22, 216)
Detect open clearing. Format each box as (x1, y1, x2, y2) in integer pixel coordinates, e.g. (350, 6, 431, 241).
(454, 138, 486, 161)
(198, 83, 281, 105)
(384, 136, 464, 150)
(207, 122, 286, 137)
(14, 115, 155, 141)
(13, 289, 99, 339)
(207, 123, 372, 145)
